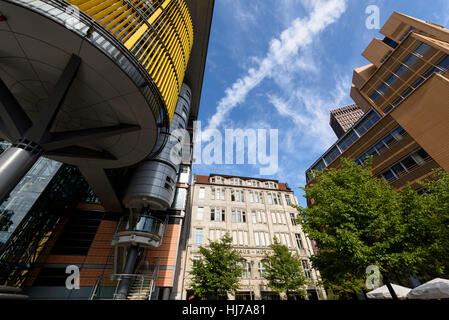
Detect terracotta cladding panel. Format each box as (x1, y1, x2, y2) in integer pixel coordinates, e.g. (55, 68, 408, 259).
(45, 255, 85, 264)
(84, 256, 112, 265)
(90, 240, 113, 249)
(92, 233, 115, 241)
(391, 74, 449, 173)
(87, 248, 112, 257)
(155, 270, 174, 287)
(154, 258, 176, 266)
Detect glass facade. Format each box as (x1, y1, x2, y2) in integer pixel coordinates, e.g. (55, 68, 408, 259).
(0, 143, 62, 245)
(306, 109, 381, 181)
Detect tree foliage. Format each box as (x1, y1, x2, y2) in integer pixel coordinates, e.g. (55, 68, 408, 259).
(296, 157, 449, 295)
(188, 233, 243, 299)
(262, 238, 309, 299)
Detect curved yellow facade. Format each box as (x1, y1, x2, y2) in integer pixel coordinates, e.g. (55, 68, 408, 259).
(68, 0, 194, 121)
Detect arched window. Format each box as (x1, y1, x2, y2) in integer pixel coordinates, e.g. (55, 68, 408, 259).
(239, 259, 251, 278)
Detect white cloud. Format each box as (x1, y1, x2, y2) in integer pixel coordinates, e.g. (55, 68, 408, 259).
(202, 0, 348, 140)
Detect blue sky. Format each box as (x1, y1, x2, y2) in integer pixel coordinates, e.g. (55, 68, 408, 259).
(192, 0, 449, 207)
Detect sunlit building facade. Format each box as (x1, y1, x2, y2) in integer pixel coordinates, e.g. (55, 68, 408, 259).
(174, 174, 326, 300)
(306, 12, 449, 192)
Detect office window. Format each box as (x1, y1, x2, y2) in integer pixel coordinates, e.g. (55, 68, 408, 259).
(197, 207, 204, 221)
(211, 188, 215, 200)
(413, 43, 430, 57)
(295, 234, 304, 249)
(290, 213, 297, 226)
(369, 91, 380, 102)
(240, 259, 251, 278)
(280, 233, 286, 245)
(302, 260, 312, 279)
(194, 229, 203, 245)
(251, 211, 257, 223)
(267, 193, 273, 205)
(199, 188, 205, 199)
(254, 232, 260, 246)
(210, 208, 225, 221)
(285, 195, 292, 206)
(401, 156, 417, 170)
(277, 194, 282, 206)
(265, 233, 270, 246)
(338, 131, 358, 152)
(285, 234, 291, 247)
(232, 210, 246, 223)
(437, 55, 449, 72)
(232, 231, 238, 245)
(249, 192, 254, 203)
(403, 53, 419, 68)
(382, 169, 396, 182)
(271, 212, 277, 224)
(260, 232, 266, 247)
(323, 147, 341, 166)
(280, 212, 286, 224)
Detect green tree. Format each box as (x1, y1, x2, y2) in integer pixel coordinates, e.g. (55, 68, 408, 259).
(418, 169, 449, 277)
(262, 238, 309, 299)
(188, 233, 243, 299)
(297, 157, 416, 296)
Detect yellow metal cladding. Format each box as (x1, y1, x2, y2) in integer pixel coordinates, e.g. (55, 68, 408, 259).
(67, 0, 193, 121)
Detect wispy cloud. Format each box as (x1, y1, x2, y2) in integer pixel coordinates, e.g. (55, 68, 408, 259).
(202, 0, 348, 140)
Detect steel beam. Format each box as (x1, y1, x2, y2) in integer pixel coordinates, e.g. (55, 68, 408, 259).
(0, 78, 32, 141)
(41, 124, 140, 151)
(24, 54, 81, 142)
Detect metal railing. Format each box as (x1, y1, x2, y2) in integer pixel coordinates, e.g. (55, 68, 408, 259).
(89, 273, 156, 300)
(111, 273, 155, 300)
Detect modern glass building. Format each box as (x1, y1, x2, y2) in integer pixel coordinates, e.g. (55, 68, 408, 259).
(0, 0, 214, 299)
(306, 12, 449, 192)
